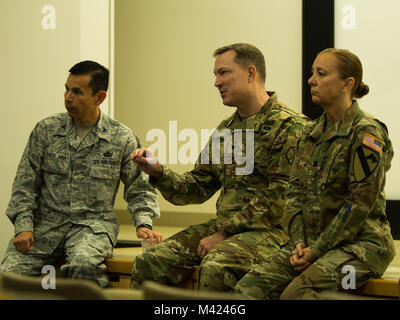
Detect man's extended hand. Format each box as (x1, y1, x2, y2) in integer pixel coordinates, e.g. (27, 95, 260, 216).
(137, 226, 164, 246)
(197, 232, 226, 258)
(14, 231, 34, 253)
(131, 148, 163, 180)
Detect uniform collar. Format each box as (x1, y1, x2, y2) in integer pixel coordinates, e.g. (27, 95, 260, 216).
(54, 115, 73, 137)
(223, 91, 279, 131)
(93, 112, 111, 142)
(57, 112, 111, 140)
(310, 100, 361, 141)
(54, 112, 112, 151)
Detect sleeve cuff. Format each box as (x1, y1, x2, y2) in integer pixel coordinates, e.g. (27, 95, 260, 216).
(150, 165, 172, 187)
(14, 213, 34, 235)
(309, 243, 325, 259)
(149, 175, 160, 186)
(218, 227, 231, 238)
(134, 214, 153, 229)
(136, 224, 153, 231)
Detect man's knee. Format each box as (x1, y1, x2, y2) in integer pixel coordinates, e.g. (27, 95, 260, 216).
(0, 254, 44, 277)
(60, 261, 108, 287)
(279, 282, 303, 300)
(279, 275, 320, 300)
(199, 260, 223, 290)
(234, 273, 268, 299)
(199, 259, 238, 291)
(131, 252, 153, 284)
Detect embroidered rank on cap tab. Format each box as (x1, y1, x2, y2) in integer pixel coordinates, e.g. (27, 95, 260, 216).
(362, 133, 383, 153)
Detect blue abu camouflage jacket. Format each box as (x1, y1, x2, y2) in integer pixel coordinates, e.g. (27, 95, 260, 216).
(6, 112, 160, 246)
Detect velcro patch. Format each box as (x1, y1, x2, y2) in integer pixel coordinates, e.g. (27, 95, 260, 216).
(362, 133, 383, 153)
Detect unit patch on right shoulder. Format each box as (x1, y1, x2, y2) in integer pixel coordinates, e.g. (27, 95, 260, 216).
(362, 133, 383, 154)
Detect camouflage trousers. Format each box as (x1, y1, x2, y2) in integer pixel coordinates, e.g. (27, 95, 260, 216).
(131, 218, 287, 292)
(0, 221, 113, 287)
(234, 242, 374, 299)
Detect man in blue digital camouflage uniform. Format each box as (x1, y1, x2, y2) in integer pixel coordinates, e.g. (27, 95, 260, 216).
(0, 61, 162, 287)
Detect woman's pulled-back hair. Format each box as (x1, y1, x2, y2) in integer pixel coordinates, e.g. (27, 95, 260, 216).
(320, 48, 369, 99)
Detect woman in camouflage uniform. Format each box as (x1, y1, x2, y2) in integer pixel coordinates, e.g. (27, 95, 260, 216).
(234, 48, 395, 299)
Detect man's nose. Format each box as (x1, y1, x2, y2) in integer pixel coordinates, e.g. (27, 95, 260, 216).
(214, 76, 222, 88)
(65, 91, 72, 101)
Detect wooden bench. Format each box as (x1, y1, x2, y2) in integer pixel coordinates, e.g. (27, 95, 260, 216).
(355, 266, 400, 298)
(106, 250, 400, 299)
(107, 225, 400, 298)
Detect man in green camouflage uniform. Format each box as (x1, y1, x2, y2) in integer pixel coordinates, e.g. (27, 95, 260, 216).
(131, 43, 308, 292)
(0, 61, 161, 287)
(234, 91, 395, 298)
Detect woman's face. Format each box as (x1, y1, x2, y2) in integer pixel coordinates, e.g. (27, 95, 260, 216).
(308, 53, 348, 107)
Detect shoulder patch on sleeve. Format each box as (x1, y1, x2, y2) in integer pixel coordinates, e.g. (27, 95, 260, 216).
(362, 133, 383, 153)
(353, 146, 380, 182)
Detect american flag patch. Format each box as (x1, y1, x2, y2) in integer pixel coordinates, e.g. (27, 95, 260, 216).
(362, 133, 383, 153)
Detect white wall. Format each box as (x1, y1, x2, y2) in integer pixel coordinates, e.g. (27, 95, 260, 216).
(335, 0, 400, 199)
(114, 0, 303, 214)
(0, 0, 302, 256)
(0, 0, 111, 258)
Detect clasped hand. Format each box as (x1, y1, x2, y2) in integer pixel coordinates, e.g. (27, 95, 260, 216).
(289, 242, 317, 272)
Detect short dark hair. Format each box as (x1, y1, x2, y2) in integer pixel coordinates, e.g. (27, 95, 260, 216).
(69, 60, 109, 95)
(213, 43, 266, 84)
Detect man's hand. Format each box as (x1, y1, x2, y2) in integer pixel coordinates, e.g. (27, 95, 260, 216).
(131, 148, 163, 180)
(14, 231, 34, 253)
(137, 226, 165, 246)
(197, 232, 226, 258)
(289, 242, 317, 272)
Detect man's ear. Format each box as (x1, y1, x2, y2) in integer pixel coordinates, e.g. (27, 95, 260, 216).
(95, 90, 107, 106)
(248, 65, 257, 83)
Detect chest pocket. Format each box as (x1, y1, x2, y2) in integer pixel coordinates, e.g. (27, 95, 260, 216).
(42, 149, 70, 175)
(88, 158, 121, 211)
(89, 159, 120, 180)
(320, 143, 348, 189)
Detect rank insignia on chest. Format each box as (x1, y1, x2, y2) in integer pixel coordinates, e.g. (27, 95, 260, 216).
(353, 145, 380, 182)
(286, 146, 296, 164)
